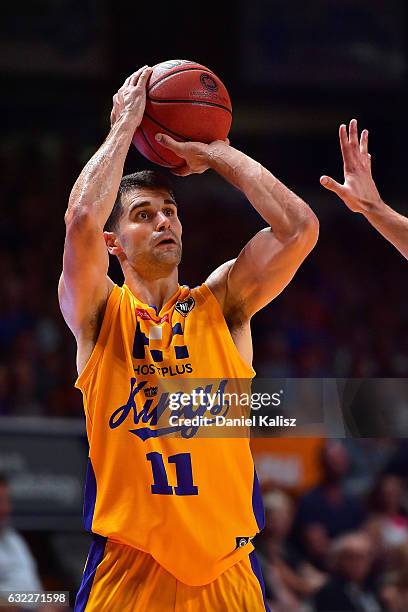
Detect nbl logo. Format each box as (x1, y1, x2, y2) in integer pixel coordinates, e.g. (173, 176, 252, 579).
(175, 297, 195, 317)
(235, 536, 253, 549)
(200, 73, 218, 92)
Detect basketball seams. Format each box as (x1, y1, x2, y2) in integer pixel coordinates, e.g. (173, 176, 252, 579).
(144, 112, 191, 142)
(148, 66, 213, 93)
(148, 99, 233, 114)
(139, 127, 180, 167)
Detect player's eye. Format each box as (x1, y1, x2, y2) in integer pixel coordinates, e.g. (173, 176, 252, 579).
(164, 208, 174, 216)
(137, 210, 150, 220)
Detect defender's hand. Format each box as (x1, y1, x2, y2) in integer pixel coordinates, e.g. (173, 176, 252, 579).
(110, 66, 153, 128)
(155, 133, 230, 176)
(320, 119, 382, 213)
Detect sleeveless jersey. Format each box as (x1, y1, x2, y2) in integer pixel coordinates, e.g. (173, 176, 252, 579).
(75, 282, 265, 586)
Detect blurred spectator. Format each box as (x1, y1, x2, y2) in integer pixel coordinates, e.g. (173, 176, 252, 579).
(365, 474, 408, 552)
(380, 540, 408, 611)
(342, 439, 396, 498)
(0, 473, 43, 593)
(0, 367, 10, 415)
(383, 440, 408, 480)
(293, 441, 366, 570)
(257, 489, 325, 611)
(313, 532, 381, 612)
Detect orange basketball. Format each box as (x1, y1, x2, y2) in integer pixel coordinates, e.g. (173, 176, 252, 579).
(133, 59, 232, 168)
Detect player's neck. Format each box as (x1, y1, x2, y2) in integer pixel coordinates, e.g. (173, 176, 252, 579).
(124, 268, 179, 311)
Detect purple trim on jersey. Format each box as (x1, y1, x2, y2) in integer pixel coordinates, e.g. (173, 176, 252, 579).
(172, 323, 183, 335)
(150, 349, 163, 362)
(249, 550, 270, 612)
(83, 458, 97, 532)
(133, 322, 149, 359)
(74, 533, 107, 611)
(252, 466, 265, 530)
(175, 345, 189, 359)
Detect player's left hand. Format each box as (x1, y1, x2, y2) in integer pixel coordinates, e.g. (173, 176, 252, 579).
(155, 133, 230, 176)
(320, 118, 382, 213)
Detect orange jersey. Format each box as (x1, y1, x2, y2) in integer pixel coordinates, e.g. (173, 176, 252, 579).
(75, 537, 268, 611)
(75, 283, 264, 586)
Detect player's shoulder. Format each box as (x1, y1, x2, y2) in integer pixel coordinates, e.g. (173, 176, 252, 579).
(203, 259, 236, 310)
(58, 273, 116, 341)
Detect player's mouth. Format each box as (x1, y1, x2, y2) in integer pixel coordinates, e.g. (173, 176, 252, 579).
(155, 236, 178, 247)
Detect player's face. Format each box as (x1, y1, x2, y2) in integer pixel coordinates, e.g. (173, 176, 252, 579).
(118, 187, 182, 272)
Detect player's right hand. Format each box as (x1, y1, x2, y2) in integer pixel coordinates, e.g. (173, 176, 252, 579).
(110, 66, 153, 128)
(155, 134, 230, 176)
(320, 119, 382, 214)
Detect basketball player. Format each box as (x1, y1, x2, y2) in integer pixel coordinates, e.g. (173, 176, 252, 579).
(59, 65, 319, 611)
(321, 118, 408, 259)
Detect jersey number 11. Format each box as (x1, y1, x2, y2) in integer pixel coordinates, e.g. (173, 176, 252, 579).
(146, 452, 199, 495)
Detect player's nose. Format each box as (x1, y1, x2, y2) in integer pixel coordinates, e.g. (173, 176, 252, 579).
(156, 211, 170, 231)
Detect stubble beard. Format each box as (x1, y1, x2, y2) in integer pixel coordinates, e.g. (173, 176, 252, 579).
(153, 244, 182, 266)
(139, 244, 182, 278)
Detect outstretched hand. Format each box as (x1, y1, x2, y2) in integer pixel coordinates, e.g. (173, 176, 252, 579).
(155, 133, 230, 176)
(320, 119, 381, 213)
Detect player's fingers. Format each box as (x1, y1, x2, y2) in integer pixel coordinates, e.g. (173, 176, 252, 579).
(123, 73, 138, 88)
(155, 133, 184, 153)
(320, 175, 346, 197)
(131, 66, 152, 87)
(360, 129, 369, 156)
(135, 67, 153, 90)
(339, 123, 348, 151)
(120, 66, 147, 90)
(339, 123, 354, 171)
(349, 118, 359, 148)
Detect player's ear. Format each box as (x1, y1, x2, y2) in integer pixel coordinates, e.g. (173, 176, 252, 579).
(104, 231, 123, 256)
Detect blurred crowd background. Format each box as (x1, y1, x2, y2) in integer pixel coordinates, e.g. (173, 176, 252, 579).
(1, 0, 407, 610)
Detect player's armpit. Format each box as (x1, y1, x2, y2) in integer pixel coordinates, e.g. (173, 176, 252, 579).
(221, 222, 318, 321)
(59, 209, 113, 338)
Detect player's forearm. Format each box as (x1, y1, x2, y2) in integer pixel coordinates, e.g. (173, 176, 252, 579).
(362, 200, 408, 259)
(207, 143, 318, 242)
(66, 114, 136, 227)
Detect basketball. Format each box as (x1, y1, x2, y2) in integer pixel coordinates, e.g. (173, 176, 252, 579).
(132, 59, 232, 168)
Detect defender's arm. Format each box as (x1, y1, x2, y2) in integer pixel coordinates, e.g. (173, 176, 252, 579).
(321, 119, 408, 260)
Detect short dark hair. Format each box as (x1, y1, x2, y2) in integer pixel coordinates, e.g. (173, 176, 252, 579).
(0, 473, 8, 487)
(105, 170, 175, 232)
